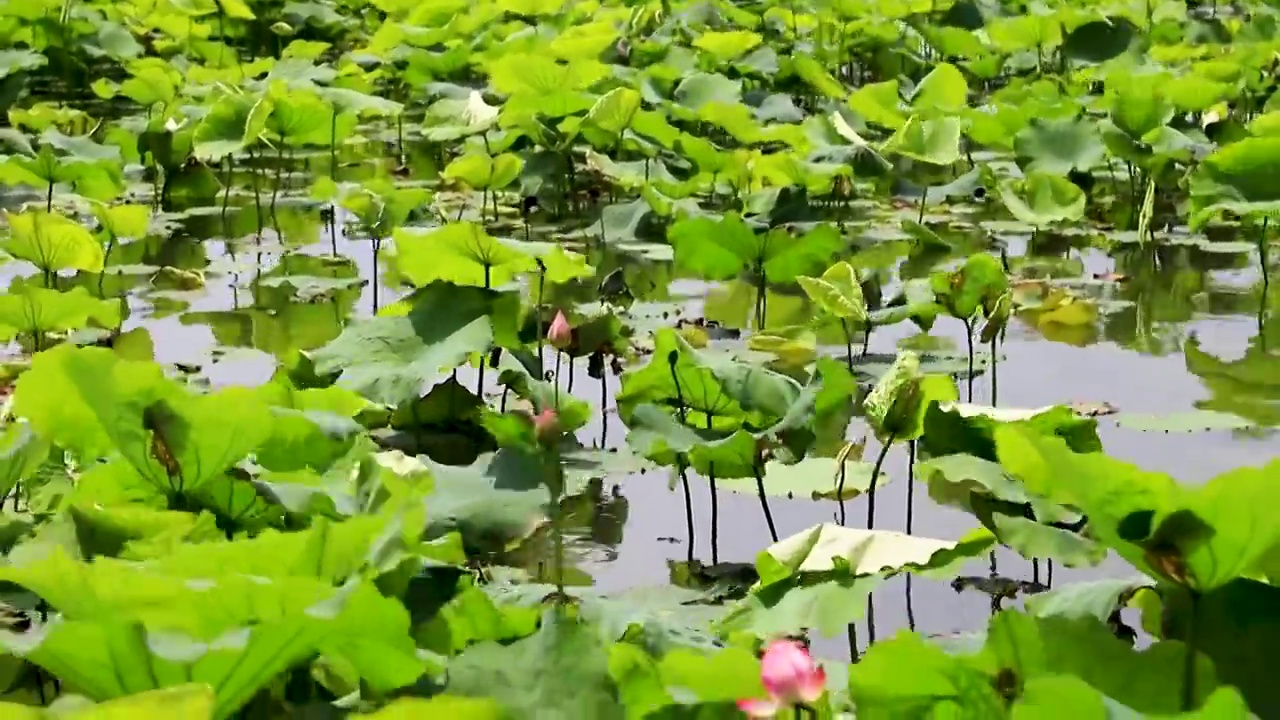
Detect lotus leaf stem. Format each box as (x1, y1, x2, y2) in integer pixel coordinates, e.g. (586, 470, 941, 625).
(752, 462, 779, 543)
(866, 434, 894, 530)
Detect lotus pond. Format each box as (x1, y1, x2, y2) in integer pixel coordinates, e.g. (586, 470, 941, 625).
(0, 0, 1277, 716)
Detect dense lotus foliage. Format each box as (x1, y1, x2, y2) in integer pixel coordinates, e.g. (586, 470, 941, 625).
(0, 0, 1275, 716)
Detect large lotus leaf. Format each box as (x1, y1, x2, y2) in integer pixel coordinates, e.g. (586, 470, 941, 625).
(0, 605, 336, 718)
(998, 172, 1086, 227)
(68, 502, 223, 560)
(2, 210, 104, 274)
(716, 571, 883, 638)
(13, 344, 167, 459)
(624, 404, 758, 478)
(0, 285, 122, 341)
(311, 282, 521, 406)
(759, 223, 844, 283)
(910, 62, 968, 114)
(0, 49, 46, 79)
(691, 29, 762, 62)
(391, 223, 535, 289)
(1192, 135, 1280, 209)
(673, 72, 742, 112)
(142, 514, 389, 582)
(881, 115, 962, 166)
(617, 328, 805, 430)
(796, 261, 867, 323)
(789, 55, 846, 99)
(1024, 578, 1156, 624)
(717, 455, 880, 501)
(418, 450, 553, 550)
(914, 452, 1078, 526)
(191, 93, 261, 160)
(982, 611, 1218, 714)
(666, 213, 757, 281)
(863, 351, 959, 441)
(921, 402, 1102, 461)
(847, 80, 907, 130)
(0, 684, 215, 719)
(486, 54, 608, 96)
(0, 422, 50, 503)
(446, 611, 622, 719)
(254, 378, 368, 472)
(930, 253, 1009, 321)
(990, 514, 1107, 567)
(1161, 580, 1280, 716)
(91, 202, 150, 240)
(1013, 116, 1105, 175)
(758, 522, 994, 584)
(1105, 71, 1174, 141)
(997, 426, 1280, 592)
(583, 87, 641, 140)
(1061, 19, 1136, 62)
(441, 152, 523, 191)
(850, 631, 1005, 715)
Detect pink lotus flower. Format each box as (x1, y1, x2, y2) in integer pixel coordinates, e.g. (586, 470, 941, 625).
(547, 310, 573, 350)
(737, 640, 826, 717)
(532, 408, 560, 445)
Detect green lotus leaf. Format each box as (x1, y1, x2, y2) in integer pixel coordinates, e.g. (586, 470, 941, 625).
(1190, 136, 1280, 224)
(1061, 19, 1135, 62)
(583, 87, 641, 140)
(2, 210, 104, 274)
(1014, 116, 1105, 175)
(847, 79, 907, 130)
(311, 282, 521, 406)
(447, 612, 621, 718)
(796, 261, 868, 323)
(851, 631, 1005, 714)
(789, 55, 845, 99)
(673, 72, 742, 112)
(442, 152, 523, 191)
(1024, 577, 1157, 624)
(1183, 336, 1280, 427)
(760, 522, 992, 582)
(667, 214, 842, 284)
(986, 14, 1062, 53)
(0, 49, 47, 79)
(0, 285, 122, 341)
(692, 30, 762, 62)
(717, 455, 877, 501)
(487, 54, 608, 96)
(0, 594, 387, 718)
(864, 351, 958, 441)
(1105, 71, 1174, 141)
(910, 62, 968, 114)
(930, 252, 1009, 321)
(68, 501, 223, 560)
(91, 202, 150, 240)
(191, 93, 263, 160)
(717, 572, 883, 638)
(921, 402, 1102, 461)
(0, 422, 50, 505)
(881, 115, 962, 166)
(391, 223, 535, 289)
(996, 426, 1280, 592)
(624, 404, 758, 478)
(998, 172, 1086, 227)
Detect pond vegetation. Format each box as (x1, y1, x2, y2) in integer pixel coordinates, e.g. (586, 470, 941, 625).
(0, 0, 1276, 716)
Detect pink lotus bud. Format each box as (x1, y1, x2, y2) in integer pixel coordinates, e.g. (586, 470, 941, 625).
(737, 640, 825, 717)
(548, 311, 573, 351)
(533, 408, 560, 445)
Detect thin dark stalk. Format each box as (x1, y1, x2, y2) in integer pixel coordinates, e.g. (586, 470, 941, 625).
(328, 206, 338, 256)
(270, 143, 284, 213)
(98, 237, 115, 297)
(905, 574, 917, 631)
(599, 372, 608, 448)
(866, 436, 894, 530)
(1033, 558, 1040, 584)
(918, 187, 928, 224)
(867, 593, 876, 644)
(567, 357, 575, 394)
(45, 182, 53, 212)
(1047, 559, 1054, 588)
(221, 156, 233, 220)
(706, 415, 719, 565)
(371, 236, 381, 313)
(553, 351, 562, 407)
(248, 148, 263, 233)
(861, 325, 871, 356)
(535, 267, 547, 372)
(753, 462, 779, 542)
(906, 440, 916, 535)
(679, 463, 695, 562)
(846, 621, 859, 663)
